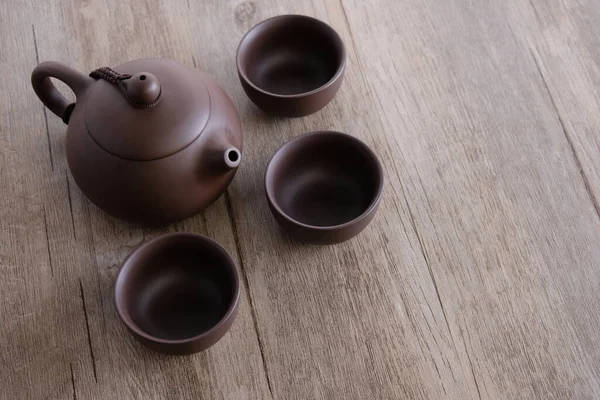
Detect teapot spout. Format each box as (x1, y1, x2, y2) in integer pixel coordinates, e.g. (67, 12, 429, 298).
(223, 147, 242, 170)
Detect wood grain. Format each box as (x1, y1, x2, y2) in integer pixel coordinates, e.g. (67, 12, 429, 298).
(337, 0, 600, 398)
(335, 0, 600, 398)
(1, 0, 600, 399)
(508, 0, 600, 216)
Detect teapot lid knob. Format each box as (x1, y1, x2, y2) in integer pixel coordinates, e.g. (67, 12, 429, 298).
(122, 73, 161, 107)
(89, 68, 162, 108)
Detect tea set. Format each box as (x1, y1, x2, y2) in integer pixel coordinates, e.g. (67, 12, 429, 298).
(31, 15, 384, 355)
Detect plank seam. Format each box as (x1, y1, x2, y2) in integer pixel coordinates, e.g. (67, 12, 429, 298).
(79, 279, 98, 382)
(42, 207, 54, 277)
(32, 24, 54, 171)
(398, 182, 453, 336)
(80, 198, 108, 334)
(70, 363, 77, 400)
(529, 46, 600, 220)
(398, 182, 486, 398)
(65, 170, 77, 240)
(224, 190, 274, 399)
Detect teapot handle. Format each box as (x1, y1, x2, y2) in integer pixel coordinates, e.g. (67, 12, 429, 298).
(31, 61, 94, 124)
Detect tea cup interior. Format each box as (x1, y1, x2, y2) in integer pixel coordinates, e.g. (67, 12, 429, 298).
(116, 235, 237, 341)
(267, 132, 382, 227)
(238, 15, 345, 96)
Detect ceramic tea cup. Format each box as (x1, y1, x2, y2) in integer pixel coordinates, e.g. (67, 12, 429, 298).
(236, 15, 346, 117)
(265, 131, 383, 244)
(115, 233, 240, 355)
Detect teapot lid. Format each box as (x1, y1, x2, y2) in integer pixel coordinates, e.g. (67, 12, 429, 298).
(84, 58, 210, 161)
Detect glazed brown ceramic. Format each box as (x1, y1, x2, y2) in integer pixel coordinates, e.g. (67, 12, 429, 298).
(265, 131, 383, 244)
(115, 232, 240, 355)
(31, 58, 243, 225)
(236, 15, 346, 117)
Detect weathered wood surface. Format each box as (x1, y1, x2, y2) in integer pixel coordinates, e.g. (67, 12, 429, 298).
(1, 0, 599, 399)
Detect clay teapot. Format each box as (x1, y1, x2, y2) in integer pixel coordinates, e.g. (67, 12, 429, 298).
(31, 58, 242, 224)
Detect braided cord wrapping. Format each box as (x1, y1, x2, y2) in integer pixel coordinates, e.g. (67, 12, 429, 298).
(89, 67, 132, 83)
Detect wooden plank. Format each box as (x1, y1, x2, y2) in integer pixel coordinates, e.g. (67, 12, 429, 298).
(500, 1, 600, 395)
(1, 0, 271, 399)
(338, 0, 600, 398)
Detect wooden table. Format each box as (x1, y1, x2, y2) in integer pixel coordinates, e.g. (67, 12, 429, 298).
(2, 0, 600, 398)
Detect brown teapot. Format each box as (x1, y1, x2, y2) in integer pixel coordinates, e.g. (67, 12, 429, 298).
(31, 58, 242, 225)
